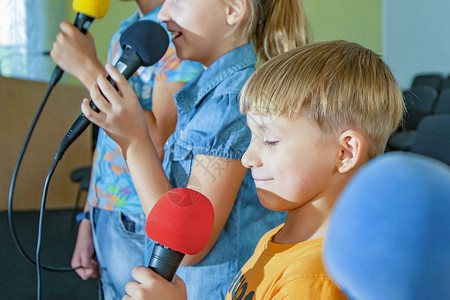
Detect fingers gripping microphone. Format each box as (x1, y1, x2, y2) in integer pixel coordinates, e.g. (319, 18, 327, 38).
(146, 188, 215, 282)
(54, 20, 169, 161)
(51, 0, 110, 86)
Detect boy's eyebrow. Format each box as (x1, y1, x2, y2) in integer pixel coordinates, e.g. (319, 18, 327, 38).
(247, 120, 269, 133)
(256, 123, 269, 130)
(246, 115, 271, 131)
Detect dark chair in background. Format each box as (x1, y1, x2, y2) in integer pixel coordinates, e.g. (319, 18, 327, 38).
(387, 86, 439, 151)
(434, 89, 450, 114)
(411, 115, 450, 165)
(441, 75, 450, 91)
(403, 86, 439, 129)
(411, 73, 443, 91)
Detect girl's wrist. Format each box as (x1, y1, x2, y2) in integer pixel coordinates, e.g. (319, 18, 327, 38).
(123, 132, 153, 160)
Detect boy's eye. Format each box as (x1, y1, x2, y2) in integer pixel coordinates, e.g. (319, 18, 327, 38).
(263, 139, 279, 148)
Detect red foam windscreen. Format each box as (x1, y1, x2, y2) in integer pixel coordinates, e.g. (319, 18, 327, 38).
(146, 188, 215, 255)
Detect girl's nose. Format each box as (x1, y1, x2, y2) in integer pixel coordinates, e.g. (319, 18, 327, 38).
(157, 1, 171, 23)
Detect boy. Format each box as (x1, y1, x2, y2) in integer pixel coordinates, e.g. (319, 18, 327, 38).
(123, 40, 405, 299)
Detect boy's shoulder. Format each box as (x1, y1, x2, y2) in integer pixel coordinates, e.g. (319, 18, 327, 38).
(254, 225, 327, 276)
(271, 237, 345, 298)
(282, 238, 326, 277)
(242, 229, 345, 299)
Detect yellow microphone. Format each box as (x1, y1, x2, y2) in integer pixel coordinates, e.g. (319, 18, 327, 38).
(72, 0, 110, 33)
(50, 0, 110, 86)
(73, 0, 110, 18)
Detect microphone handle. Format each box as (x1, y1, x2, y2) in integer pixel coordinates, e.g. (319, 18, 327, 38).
(84, 46, 144, 114)
(54, 48, 144, 161)
(53, 75, 113, 161)
(51, 13, 95, 86)
(74, 12, 95, 34)
(148, 243, 185, 282)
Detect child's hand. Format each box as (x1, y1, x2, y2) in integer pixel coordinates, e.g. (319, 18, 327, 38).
(51, 22, 97, 72)
(51, 21, 104, 89)
(71, 219, 98, 280)
(122, 266, 187, 300)
(82, 64, 151, 152)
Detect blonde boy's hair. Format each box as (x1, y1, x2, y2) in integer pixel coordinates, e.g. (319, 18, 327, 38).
(240, 40, 405, 157)
(223, 0, 309, 63)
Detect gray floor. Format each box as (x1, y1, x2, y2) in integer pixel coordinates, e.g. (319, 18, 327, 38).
(0, 209, 99, 299)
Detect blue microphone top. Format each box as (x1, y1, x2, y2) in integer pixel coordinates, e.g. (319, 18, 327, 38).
(324, 152, 450, 300)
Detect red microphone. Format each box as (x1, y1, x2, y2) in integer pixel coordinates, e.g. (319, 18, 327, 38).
(146, 187, 214, 281)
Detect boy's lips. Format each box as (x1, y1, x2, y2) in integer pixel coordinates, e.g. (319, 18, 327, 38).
(253, 178, 273, 182)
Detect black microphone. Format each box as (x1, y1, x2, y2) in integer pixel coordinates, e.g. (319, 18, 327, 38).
(50, 0, 110, 86)
(54, 20, 169, 161)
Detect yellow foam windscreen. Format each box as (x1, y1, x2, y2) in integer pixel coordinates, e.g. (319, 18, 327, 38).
(73, 0, 110, 19)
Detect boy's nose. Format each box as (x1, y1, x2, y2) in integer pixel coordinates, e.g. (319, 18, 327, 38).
(241, 144, 262, 169)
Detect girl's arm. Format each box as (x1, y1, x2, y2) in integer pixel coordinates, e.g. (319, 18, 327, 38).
(143, 80, 183, 160)
(182, 155, 247, 265)
(82, 64, 172, 214)
(82, 64, 246, 265)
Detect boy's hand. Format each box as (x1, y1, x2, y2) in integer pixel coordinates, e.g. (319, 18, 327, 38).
(71, 219, 98, 280)
(122, 266, 187, 300)
(82, 64, 151, 153)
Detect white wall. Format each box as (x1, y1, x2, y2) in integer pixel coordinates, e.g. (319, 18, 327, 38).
(383, 0, 450, 90)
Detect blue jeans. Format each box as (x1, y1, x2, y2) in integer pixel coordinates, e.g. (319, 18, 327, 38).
(90, 208, 146, 299)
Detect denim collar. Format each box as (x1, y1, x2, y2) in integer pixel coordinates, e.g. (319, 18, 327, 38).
(119, 5, 162, 28)
(175, 43, 256, 113)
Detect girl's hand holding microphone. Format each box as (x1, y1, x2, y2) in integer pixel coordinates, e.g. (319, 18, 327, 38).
(81, 63, 151, 155)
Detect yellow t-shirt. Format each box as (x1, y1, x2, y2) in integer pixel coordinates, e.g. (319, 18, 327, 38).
(225, 224, 347, 300)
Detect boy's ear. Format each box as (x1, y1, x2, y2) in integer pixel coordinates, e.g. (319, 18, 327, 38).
(337, 130, 366, 174)
(225, 0, 247, 26)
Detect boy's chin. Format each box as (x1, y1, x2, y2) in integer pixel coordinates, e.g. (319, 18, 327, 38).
(255, 188, 294, 212)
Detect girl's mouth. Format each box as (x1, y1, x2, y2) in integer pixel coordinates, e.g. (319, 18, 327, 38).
(171, 31, 182, 39)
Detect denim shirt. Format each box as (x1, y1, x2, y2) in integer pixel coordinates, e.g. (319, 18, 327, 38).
(159, 43, 286, 299)
(88, 8, 202, 212)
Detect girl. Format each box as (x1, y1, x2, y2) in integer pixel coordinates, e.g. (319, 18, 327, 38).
(82, 0, 309, 298)
(52, 1, 202, 298)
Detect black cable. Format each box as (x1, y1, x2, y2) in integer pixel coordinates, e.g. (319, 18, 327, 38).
(7, 69, 74, 272)
(36, 159, 59, 300)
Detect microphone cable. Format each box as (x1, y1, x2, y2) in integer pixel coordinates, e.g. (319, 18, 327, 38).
(36, 159, 60, 300)
(7, 71, 77, 273)
(7, 0, 111, 272)
(9, 19, 169, 299)
(8, 2, 111, 298)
